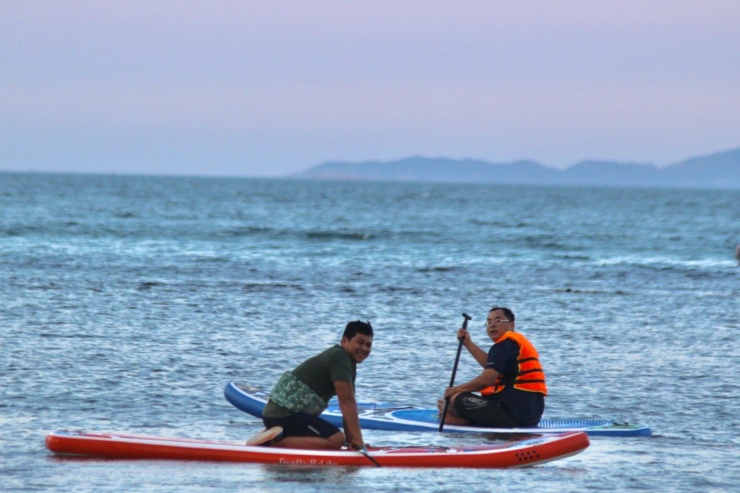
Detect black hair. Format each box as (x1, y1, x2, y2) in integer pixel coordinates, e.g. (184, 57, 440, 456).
(343, 320, 373, 339)
(489, 306, 515, 322)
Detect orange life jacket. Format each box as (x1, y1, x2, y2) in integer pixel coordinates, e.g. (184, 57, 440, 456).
(480, 331, 547, 396)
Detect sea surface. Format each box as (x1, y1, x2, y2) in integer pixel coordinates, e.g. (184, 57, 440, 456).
(1, 172, 738, 492)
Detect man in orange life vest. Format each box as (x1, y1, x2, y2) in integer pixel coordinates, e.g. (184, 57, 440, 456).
(439, 307, 547, 427)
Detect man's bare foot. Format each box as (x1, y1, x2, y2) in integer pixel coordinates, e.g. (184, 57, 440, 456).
(437, 399, 446, 413)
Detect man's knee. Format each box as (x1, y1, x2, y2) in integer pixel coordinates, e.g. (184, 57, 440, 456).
(327, 431, 346, 449)
(447, 393, 461, 416)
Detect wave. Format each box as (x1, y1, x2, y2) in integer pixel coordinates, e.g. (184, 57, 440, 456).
(416, 266, 458, 273)
(594, 255, 736, 270)
(214, 226, 273, 237)
(305, 230, 377, 241)
(241, 282, 306, 292)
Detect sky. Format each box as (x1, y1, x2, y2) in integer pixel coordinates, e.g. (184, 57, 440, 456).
(1, 1, 738, 178)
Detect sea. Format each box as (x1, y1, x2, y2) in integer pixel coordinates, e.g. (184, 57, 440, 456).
(1, 172, 738, 492)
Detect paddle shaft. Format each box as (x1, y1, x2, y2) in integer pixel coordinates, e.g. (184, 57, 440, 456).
(354, 445, 381, 467)
(439, 313, 471, 432)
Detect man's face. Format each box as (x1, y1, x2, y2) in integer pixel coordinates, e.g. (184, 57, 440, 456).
(341, 332, 373, 363)
(486, 309, 513, 342)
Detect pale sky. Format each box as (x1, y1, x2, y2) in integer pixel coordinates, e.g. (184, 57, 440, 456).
(1, 1, 738, 177)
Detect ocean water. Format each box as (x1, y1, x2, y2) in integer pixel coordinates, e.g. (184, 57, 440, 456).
(1, 172, 738, 492)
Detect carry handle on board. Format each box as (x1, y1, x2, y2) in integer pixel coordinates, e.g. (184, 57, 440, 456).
(438, 313, 471, 432)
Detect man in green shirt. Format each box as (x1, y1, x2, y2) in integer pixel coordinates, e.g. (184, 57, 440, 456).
(249, 320, 373, 450)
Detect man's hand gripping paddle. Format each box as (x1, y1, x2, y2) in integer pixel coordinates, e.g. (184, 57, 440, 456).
(438, 313, 471, 432)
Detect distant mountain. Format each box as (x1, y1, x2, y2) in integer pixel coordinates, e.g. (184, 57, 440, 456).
(290, 148, 740, 190)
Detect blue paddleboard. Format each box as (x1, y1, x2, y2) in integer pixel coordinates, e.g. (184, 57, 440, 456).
(224, 382, 652, 437)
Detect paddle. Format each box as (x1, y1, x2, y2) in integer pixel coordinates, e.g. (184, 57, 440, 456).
(438, 313, 471, 432)
(353, 444, 381, 467)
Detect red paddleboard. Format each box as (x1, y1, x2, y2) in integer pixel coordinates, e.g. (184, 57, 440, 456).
(46, 430, 588, 468)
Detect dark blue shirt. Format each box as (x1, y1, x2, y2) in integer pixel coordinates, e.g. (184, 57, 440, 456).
(485, 339, 545, 426)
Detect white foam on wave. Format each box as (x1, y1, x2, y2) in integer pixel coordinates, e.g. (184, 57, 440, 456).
(594, 255, 734, 269)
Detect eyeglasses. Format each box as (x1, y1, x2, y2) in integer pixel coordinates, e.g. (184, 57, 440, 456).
(486, 318, 510, 326)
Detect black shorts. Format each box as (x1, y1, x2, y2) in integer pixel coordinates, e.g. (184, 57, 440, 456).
(453, 393, 520, 427)
(263, 412, 341, 439)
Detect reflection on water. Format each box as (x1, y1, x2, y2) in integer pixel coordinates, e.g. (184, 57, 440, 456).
(263, 464, 362, 484)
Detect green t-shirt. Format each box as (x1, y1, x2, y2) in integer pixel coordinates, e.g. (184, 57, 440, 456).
(263, 344, 356, 418)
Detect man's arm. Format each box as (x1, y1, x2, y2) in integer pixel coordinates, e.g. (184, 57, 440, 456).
(334, 380, 365, 449)
(443, 368, 499, 398)
(458, 328, 488, 367)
